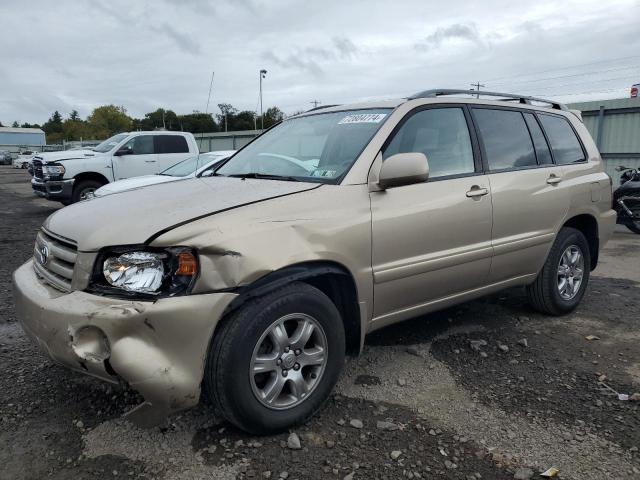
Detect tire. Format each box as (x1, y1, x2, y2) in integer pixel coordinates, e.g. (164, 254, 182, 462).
(72, 179, 103, 203)
(203, 281, 345, 434)
(526, 227, 591, 315)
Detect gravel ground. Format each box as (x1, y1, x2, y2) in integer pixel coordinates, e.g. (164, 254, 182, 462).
(1, 166, 639, 480)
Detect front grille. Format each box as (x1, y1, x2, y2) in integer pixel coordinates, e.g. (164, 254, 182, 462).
(33, 229, 78, 292)
(33, 158, 43, 179)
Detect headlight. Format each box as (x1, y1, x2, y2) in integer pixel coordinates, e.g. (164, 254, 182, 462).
(93, 247, 198, 297)
(43, 164, 65, 178)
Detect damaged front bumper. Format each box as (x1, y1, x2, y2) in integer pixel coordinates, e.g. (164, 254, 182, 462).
(12, 260, 237, 426)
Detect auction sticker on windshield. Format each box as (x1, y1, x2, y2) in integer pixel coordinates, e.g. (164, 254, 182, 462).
(338, 113, 387, 124)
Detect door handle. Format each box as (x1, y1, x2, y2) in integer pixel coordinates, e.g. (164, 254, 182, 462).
(547, 174, 562, 185)
(466, 186, 489, 198)
(144, 160, 157, 163)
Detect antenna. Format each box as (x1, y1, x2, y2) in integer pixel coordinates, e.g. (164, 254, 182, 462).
(470, 81, 485, 99)
(199, 70, 215, 155)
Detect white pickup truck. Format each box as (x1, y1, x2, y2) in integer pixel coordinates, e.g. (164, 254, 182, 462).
(31, 131, 199, 204)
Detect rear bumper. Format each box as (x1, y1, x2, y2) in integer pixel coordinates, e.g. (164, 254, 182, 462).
(599, 208, 617, 246)
(31, 177, 74, 201)
(13, 260, 237, 426)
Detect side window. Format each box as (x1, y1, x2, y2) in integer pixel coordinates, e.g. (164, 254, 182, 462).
(523, 113, 553, 165)
(538, 114, 585, 165)
(382, 107, 475, 178)
(473, 109, 537, 170)
(122, 135, 154, 155)
(157, 135, 189, 154)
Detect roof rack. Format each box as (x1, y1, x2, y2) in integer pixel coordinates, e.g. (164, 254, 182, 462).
(408, 89, 568, 111)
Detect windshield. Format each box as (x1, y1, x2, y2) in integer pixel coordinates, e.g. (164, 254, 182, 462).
(161, 155, 202, 177)
(216, 109, 391, 182)
(93, 133, 129, 153)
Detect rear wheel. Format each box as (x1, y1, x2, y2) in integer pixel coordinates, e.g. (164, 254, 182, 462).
(72, 179, 103, 203)
(203, 282, 345, 434)
(527, 227, 591, 315)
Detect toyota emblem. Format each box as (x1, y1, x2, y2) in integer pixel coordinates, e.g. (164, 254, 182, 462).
(38, 244, 49, 265)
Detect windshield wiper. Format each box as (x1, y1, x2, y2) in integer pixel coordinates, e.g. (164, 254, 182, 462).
(226, 173, 301, 182)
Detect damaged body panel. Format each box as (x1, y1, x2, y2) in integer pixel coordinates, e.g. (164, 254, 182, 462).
(13, 260, 237, 425)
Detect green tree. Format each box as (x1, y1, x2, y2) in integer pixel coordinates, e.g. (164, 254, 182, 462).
(260, 106, 284, 129)
(87, 105, 132, 139)
(43, 111, 64, 143)
(69, 110, 80, 121)
(178, 112, 218, 134)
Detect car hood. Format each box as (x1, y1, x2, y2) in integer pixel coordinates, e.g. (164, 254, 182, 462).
(36, 149, 100, 163)
(44, 176, 320, 251)
(93, 174, 184, 197)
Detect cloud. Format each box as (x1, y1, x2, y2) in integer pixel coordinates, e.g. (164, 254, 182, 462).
(153, 22, 201, 55)
(333, 36, 358, 59)
(416, 23, 482, 50)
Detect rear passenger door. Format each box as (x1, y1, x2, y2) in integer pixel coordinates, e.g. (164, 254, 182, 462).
(470, 107, 570, 283)
(156, 135, 191, 171)
(370, 106, 493, 323)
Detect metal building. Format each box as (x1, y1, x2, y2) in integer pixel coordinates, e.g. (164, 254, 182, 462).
(568, 97, 640, 185)
(0, 127, 46, 148)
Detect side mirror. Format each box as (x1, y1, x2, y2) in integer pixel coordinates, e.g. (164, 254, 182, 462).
(115, 146, 133, 156)
(378, 152, 429, 189)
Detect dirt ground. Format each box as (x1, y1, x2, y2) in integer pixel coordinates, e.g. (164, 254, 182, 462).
(1, 165, 639, 480)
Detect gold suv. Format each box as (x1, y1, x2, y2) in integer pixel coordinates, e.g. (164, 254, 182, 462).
(13, 89, 616, 433)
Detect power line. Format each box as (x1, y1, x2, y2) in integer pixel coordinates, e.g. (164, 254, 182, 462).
(489, 64, 640, 87)
(480, 54, 640, 83)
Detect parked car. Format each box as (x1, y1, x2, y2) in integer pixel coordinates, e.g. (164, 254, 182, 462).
(0, 150, 12, 165)
(13, 89, 616, 434)
(91, 150, 236, 198)
(30, 131, 199, 204)
(13, 150, 39, 169)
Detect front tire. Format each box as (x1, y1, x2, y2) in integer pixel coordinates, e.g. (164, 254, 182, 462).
(203, 282, 345, 435)
(526, 227, 591, 315)
(72, 179, 103, 203)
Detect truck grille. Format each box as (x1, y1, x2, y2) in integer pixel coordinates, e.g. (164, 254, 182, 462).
(33, 229, 78, 292)
(33, 158, 43, 179)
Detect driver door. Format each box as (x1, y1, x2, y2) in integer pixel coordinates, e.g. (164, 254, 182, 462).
(112, 135, 158, 179)
(370, 106, 493, 324)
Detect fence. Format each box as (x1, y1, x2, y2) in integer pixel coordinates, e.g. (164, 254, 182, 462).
(194, 130, 260, 152)
(568, 97, 640, 185)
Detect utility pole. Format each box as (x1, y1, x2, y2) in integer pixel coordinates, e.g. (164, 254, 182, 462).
(310, 100, 321, 108)
(470, 82, 485, 98)
(259, 69, 267, 130)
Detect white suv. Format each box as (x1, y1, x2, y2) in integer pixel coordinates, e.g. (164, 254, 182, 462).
(31, 131, 199, 204)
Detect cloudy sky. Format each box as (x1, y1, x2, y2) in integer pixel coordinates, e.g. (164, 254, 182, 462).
(1, 0, 639, 125)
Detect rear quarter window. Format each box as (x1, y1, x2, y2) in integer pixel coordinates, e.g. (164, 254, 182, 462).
(538, 114, 585, 165)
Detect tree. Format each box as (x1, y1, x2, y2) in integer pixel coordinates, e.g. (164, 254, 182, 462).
(137, 108, 180, 131)
(216, 103, 238, 131)
(12, 121, 19, 127)
(42, 111, 64, 143)
(178, 112, 218, 134)
(86, 105, 132, 139)
(260, 106, 284, 129)
(69, 110, 80, 121)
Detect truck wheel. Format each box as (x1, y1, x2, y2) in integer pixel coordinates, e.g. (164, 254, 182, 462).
(203, 282, 345, 434)
(72, 179, 103, 203)
(526, 227, 591, 315)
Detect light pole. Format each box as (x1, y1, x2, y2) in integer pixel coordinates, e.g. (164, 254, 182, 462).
(259, 69, 267, 130)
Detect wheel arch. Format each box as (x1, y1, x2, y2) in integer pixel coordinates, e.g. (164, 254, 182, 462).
(562, 214, 599, 270)
(218, 260, 362, 356)
(73, 171, 110, 186)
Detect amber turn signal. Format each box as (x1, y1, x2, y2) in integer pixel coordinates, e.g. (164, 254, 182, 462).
(175, 251, 198, 276)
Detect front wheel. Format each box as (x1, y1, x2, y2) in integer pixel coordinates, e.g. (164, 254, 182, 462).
(526, 227, 591, 315)
(72, 179, 103, 203)
(203, 282, 345, 434)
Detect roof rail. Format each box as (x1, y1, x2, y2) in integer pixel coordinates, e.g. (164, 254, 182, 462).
(408, 89, 568, 111)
